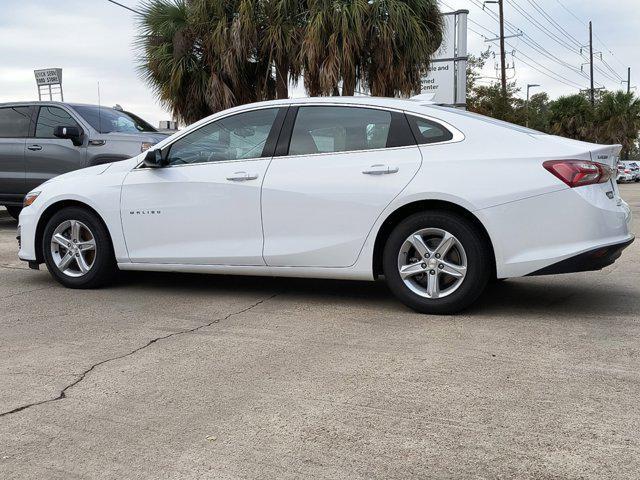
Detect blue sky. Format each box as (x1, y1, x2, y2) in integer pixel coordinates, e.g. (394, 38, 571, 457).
(0, 0, 637, 126)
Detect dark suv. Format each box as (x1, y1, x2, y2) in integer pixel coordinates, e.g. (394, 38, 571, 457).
(0, 102, 168, 219)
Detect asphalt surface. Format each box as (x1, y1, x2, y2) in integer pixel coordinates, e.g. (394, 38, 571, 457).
(1, 184, 639, 479)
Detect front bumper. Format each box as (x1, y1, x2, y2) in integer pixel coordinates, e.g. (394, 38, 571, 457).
(527, 237, 635, 276)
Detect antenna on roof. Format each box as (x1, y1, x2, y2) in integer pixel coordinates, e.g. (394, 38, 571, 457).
(97, 82, 102, 133)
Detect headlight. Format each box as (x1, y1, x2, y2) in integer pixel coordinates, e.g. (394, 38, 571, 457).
(141, 142, 154, 152)
(23, 191, 41, 207)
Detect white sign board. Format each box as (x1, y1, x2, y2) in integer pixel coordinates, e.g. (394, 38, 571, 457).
(420, 11, 468, 107)
(34, 68, 62, 86)
(421, 62, 455, 104)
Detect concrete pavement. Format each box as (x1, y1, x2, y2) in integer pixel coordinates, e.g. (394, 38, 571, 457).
(1, 184, 639, 479)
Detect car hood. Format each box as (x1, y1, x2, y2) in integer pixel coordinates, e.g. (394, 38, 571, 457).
(97, 131, 170, 143)
(37, 156, 141, 188)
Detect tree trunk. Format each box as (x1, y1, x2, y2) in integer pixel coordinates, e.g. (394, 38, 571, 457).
(342, 74, 355, 96)
(275, 60, 289, 99)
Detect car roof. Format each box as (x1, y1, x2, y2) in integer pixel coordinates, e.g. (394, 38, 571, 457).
(230, 95, 437, 112)
(0, 100, 113, 109)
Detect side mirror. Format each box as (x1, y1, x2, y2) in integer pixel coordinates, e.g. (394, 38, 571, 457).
(142, 149, 166, 168)
(54, 125, 83, 146)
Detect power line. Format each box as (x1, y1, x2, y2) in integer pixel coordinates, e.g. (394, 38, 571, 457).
(467, 0, 594, 87)
(465, 25, 586, 90)
(525, 0, 582, 49)
(553, 0, 627, 71)
(106, 0, 142, 15)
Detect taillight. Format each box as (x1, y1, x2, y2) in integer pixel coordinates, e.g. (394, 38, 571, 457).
(543, 160, 612, 188)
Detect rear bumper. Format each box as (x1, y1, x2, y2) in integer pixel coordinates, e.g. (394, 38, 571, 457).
(527, 236, 634, 276)
(478, 187, 633, 278)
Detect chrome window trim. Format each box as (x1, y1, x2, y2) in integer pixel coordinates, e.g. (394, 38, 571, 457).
(134, 102, 465, 169)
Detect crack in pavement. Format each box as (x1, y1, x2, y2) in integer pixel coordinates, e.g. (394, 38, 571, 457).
(0, 293, 278, 418)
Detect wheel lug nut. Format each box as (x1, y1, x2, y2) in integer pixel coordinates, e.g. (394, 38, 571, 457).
(425, 253, 430, 258)
(435, 253, 440, 259)
(421, 263, 427, 268)
(430, 270, 435, 275)
(439, 264, 444, 269)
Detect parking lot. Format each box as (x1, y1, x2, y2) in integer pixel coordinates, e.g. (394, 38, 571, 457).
(0, 184, 638, 479)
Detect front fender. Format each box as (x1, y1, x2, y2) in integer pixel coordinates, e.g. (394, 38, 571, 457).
(18, 172, 129, 264)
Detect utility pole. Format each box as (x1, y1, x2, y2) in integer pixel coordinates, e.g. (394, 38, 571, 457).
(483, 0, 507, 96)
(627, 67, 631, 94)
(589, 21, 594, 106)
(498, 0, 507, 96)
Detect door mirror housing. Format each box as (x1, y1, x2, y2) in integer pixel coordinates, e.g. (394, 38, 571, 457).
(53, 125, 84, 146)
(143, 149, 167, 168)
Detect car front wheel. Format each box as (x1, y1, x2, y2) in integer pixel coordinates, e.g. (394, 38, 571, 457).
(383, 211, 492, 314)
(42, 207, 117, 288)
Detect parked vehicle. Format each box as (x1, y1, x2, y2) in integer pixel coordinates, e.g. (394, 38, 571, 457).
(17, 97, 634, 314)
(617, 162, 636, 183)
(0, 102, 167, 219)
(621, 161, 640, 182)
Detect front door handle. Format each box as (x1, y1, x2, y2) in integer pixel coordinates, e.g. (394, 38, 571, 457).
(27, 144, 43, 151)
(226, 172, 259, 182)
(362, 164, 399, 175)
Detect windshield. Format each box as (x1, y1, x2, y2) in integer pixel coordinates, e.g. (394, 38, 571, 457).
(72, 105, 157, 134)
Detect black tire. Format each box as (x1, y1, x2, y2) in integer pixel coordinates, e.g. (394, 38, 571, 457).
(6, 206, 21, 220)
(42, 207, 117, 288)
(382, 211, 492, 314)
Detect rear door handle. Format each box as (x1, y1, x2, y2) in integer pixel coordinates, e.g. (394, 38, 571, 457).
(226, 172, 259, 182)
(27, 144, 43, 151)
(362, 164, 399, 175)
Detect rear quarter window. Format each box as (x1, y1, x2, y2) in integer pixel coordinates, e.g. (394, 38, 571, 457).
(406, 115, 453, 144)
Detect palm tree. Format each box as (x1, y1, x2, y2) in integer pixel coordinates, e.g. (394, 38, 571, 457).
(594, 91, 640, 159)
(137, 0, 212, 124)
(138, 0, 444, 122)
(301, 0, 443, 97)
(259, 0, 306, 99)
(548, 94, 595, 142)
(364, 0, 443, 97)
(301, 0, 368, 96)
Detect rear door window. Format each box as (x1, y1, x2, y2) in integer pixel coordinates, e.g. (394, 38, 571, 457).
(288, 107, 393, 156)
(35, 106, 80, 138)
(0, 106, 32, 138)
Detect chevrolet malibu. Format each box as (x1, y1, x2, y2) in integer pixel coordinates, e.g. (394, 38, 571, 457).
(16, 97, 634, 314)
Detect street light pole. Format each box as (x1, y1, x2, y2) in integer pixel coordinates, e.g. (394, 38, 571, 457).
(526, 83, 540, 128)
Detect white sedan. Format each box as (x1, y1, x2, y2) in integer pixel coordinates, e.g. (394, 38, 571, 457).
(17, 97, 634, 314)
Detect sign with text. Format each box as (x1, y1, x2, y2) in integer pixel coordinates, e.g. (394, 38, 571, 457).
(34, 68, 62, 86)
(420, 11, 468, 107)
(421, 62, 455, 104)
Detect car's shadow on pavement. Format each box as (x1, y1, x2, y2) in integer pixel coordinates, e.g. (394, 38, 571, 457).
(118, 270, 638, 318)
(3, 209, 634, 318)
(0, 212, 17, 230)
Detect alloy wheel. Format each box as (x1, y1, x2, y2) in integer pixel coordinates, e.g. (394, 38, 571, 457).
(397, 228, 468, 299)
(50, 220, 97, 277)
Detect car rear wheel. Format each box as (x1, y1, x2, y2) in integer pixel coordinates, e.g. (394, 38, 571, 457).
(383, 211, 491, 314)
(43, 207, 117, 288)
(6, 206, 21, 220)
